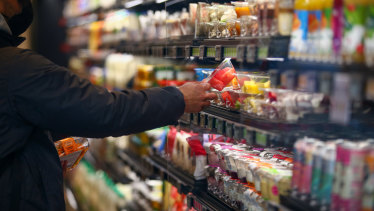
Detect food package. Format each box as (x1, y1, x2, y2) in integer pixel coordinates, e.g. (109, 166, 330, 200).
(186, 135, 208, 180)
(55, 137, 89, 171)
(206, 58, 238, 91)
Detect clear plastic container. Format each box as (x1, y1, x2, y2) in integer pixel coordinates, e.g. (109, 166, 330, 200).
(195, 2, 210, 38)
(233, 1, 252, 17)
(236, 73, 270, 95)
(206, 59, 238, 91)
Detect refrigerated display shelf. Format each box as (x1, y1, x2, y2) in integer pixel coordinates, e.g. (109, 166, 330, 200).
(116, 149, 154, 179)
(116, 36, 290, 62)
(146, 154, 238, 211)
(112, 150, 295, 211)
(181, 105, 374, 143)
(280, 196, 319, 211)
(187, 192, 236, 211)
(145, 154, 205, 194)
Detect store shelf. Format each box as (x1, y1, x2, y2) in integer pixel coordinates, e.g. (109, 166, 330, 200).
(179, 105, 374, 145)
(117, 149, 154, 179)
(280, 195, 320, 211)
(116, 36, 290, 62)
(145, 154, 206, 194)
(187, 192, 236, 211)
(146, 154, 239, 211)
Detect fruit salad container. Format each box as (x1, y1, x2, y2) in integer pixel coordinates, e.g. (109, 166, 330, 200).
(247, 88, 326, 121)
(236, 73, 270, 96)
(207, 58, 239, 91)
(262, 88, 325, 115)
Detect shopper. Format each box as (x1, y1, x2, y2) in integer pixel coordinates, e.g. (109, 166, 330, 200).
(0, 0, 216, 210)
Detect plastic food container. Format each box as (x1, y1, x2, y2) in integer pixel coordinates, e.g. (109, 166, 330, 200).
(232, 1, 251, 17)
(236, 73, 270, 95)
(55, 137, 89, 171)
(207, 59, 238, 91)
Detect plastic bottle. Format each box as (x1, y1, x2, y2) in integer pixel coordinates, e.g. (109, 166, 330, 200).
(306, 0, 322, 61)
(332, 0, 344, 63)
(278, 0, 295, 36)
(319, 0, 334, 62)
(365, 1, 374, 67)
(341, 0, 369, 64)
(289, 0, 310, 60)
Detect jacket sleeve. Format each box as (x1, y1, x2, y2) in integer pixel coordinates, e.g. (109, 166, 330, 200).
(8, 49, 185, 138)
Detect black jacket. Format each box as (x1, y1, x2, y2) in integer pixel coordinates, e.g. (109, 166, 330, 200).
(0, 30, 185, 210)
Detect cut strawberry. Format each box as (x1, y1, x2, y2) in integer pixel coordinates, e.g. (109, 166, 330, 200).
(209, 77, 226, 91)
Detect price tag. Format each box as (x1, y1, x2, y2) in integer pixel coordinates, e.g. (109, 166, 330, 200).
(185, 45, 191, 58)
(268, 134, 281, 146)
(236, 45, 246, 62)
(330, 73, 351, 125)
(233, 125, 243, 140)
(246, 45, 256, 63)
(319, 72, 332, 95)
(207, 47, 215, 58)
(200, 113, 207, 128)
(193, 113, 200, 125)
(207, 115, 216, 130)
(223, 47, 237, 58)
(192, 47, 199, 57)
(281, 70, 297, 90)
(199, 45, 206, 60)
(256, 132, 268, 146)
(215, 45, 223, 61)
(169, 46, 177, 58)
(269, 69, 280, 88)
(257, 45, 269, 60)
(216, 119, 226, 135)
(226, 122, 233, 138)
(244, 128, 254, 145)
(349, 74, 364, 102)
(298, 71, 317, 92)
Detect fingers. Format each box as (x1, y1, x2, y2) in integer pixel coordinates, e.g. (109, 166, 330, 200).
(203, 92, 218, 101)
(199, 101, 211, 111)
(200, 82, 211, 91)
(202, 101, 211, 108)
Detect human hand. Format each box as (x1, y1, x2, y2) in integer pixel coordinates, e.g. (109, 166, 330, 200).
(178, 82, 217, 113)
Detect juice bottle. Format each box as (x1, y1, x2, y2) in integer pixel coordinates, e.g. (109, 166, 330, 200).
(233, 2, 251, 17)
(332, 0, 344, 63)
(341, 0, 369, 64)
(278, 0, 294, 36)
(319, 0, 334, 62)
(306, 0, 322, 61)
(364, 1, 374, 67)
(289, 0, 310, 59)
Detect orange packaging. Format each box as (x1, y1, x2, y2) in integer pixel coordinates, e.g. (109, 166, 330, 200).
(55, 137, 89, 171)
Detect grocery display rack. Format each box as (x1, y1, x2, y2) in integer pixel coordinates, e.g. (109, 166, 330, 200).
(112, 35, 290, 63)
(115, 149, 294, 211)
(179, 104, 374, 145)
(63, 0, 374, 210)
(126, 151, 239, 210)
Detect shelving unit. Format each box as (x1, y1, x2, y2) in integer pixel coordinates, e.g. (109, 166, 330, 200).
(63, 0, 374, 210)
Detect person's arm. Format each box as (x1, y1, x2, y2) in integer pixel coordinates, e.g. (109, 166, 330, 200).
(8, 49, 213, 137)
